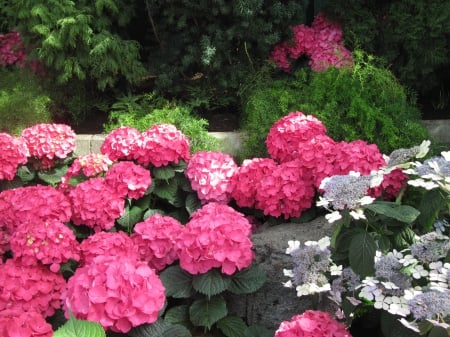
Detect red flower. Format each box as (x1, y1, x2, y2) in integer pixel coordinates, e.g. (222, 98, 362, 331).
(133, 124, 190, 167)
(79, 231, 139, 266)
(131, 213, 184, 271)
(21, 124, 76, 168)
(68, 177, 125, 232)
(10, 219, 80, 273)
(0, 259, 66, 317)
(266, 111, 327, 163)
(177, 203, 254, 275)
(105, 161, 152, 199)
(65, 255, 166, 333)
(0, 309, 53, 337)
(0, 133, 29, 181)
(275, 310, 352, 337)
(101, 126, 140, 161)
(185, 151, 238, 204)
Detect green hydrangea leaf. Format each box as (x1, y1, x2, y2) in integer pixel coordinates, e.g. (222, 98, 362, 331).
(364, 201, 420, 224)
(153, 179, 178, 204)
(53, 314, 105, 337)
(227, 264, 266, 294)
(192, 269, 231, 297)
(164, 305, 191, 327)
(160, 265, 195, 298)
(189, 295, 227, 330)
(16, 165, 36, 182)
(129, 318, 192, 337)
(216, 316, 248, 337)
(185, 193, 201, 215)
(245, 325, 273, 337)
(116, 205, 144, 230)
(348, 232, 377, 277)
(152, 166, 176, 181)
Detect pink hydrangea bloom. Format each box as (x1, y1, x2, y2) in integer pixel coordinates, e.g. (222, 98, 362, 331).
(0, 228, 9, 258)
(275, 310, 352, 337)
(230, 157, 278, 208)
(0, 258, 66, 317)
(255, 160, 315, 219)
(0, 133, 29, 181)
(105, 161, 152, 199)
(68, 177, 125, 232)
(0, 309, 53, 337)
(185, 151, 238, 204)
(79, 231, 139, 266)
(133, 124, 190, 167)
(65, 255, 166, 333)
(0, 31, 26, 67)
(131, 213, 184, 271)
(21, 124, 76, 167)
(177, 203, 254, 275)
(266, 111, 327, 163)
(368, 167, 408, 200)
(100, 126, 141, 161)
(270, 42, 292, 72)
(331, 140, 386, 176)
(10, 219, 80, 273)
(0, 185, 72, 233)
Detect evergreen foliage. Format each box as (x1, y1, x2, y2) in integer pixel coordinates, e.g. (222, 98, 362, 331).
(4, 0, 146, 90)
(240, 51, 429, 158)
(323, 0, 450, 116)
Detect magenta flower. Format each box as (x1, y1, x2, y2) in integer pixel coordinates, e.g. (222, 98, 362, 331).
(0, 31, 26, 67)
(0, 258, 66, 317)
(0, 228, 9, 258)
(105, 161, 152, 199)
(369, 167, 408, 200)
(0, 185, 72, 233)
(79, 231, 139, 266)
(101, 126, 141, 161)
(0, 133, 29, 181)
(275, 310, 352, 337)
(10, 219, 80, 273)
(131, 213, 184, 271)
(185, 151, 238, 204)
(133, 124, 190, 167)
(266, 111, 327, 163)
(230, 157, 278, 208)
(21, 123, 76, 168)
(177, 203, 254, 275)
(68, 177, 125, 232)
(65, 255, 166, 333)
(255, 160, 315, 219)
(0, 309, 53, 337)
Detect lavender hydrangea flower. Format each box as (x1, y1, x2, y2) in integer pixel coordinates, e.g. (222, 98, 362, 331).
(407, 290, 450, 320)
(410, 232, 450, 264)
(375, 252, 411, 291)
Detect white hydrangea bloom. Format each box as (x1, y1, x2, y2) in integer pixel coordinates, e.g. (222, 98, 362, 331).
(285, 240, 300, 254)
(399, 254, 417, 267)
(411, 265, 429, 279)
(325, 211, 342, 223)
(350, 209, 366, 220)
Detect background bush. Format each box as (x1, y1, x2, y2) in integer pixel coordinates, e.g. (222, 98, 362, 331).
(103, 92, 220, 153)
(240, 51, 429, 158)
(0, 68, 52, 135)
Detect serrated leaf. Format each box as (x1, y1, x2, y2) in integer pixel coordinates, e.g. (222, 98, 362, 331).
(245, 325, 273, 337)
(153, 166, 176, 180)
(164, 305, 191, 327)
(16, 165, 36, 182)
(189, 295, 228, 330)
(153, 180, 178, 204)
(393, 226, 416, 250)
(143, 208, 166, 220)
(116, 205, 143, 230)
(417, 189, 446, 232)
(53, 314, 105, 337)
(364, 201, 420, 224)
(185, 193, 201, 215)
(37, 166, 67, 185)
(227, 264, 266, 294)
(160, 265, 195, 298)
(129, 318, 192, 337)
(349, 232, 376, 277)
(192, 269, 231, 297)
(217, 316, 248, 337)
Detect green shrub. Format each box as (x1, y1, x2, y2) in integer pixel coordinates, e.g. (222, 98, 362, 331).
(103, 93, 220, 153)
(0, 68, 52, 135)
(240, 51, 429, 158)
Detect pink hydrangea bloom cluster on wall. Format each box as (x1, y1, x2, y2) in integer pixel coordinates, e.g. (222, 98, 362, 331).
(270, 13, 353, 72)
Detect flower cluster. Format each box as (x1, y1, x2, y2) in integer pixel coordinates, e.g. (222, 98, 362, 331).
(10, 219, 80, 272)
(275, 310, 352, 337)
(68, 177, 125, 232)
(105, 161, 152, 199)
(0, 258, 66, 317)
(100, 126, 141, 161)
(185, 151, 237, 204)
(0, 133, 28, 181)
(0, 185, 72, 233)
(65, 255, 166, 333)
(0, 31, 26, 67)
(270, 13, 353, 72)
(79, 231, 139, 266)
(131, 214, 184, 271)
(406, 150, 450, 192)
(61, 153, 113, 186)
(21, 123, 76, 168)
(0, 309, 53, 337)
(177, 203, 254, 275)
